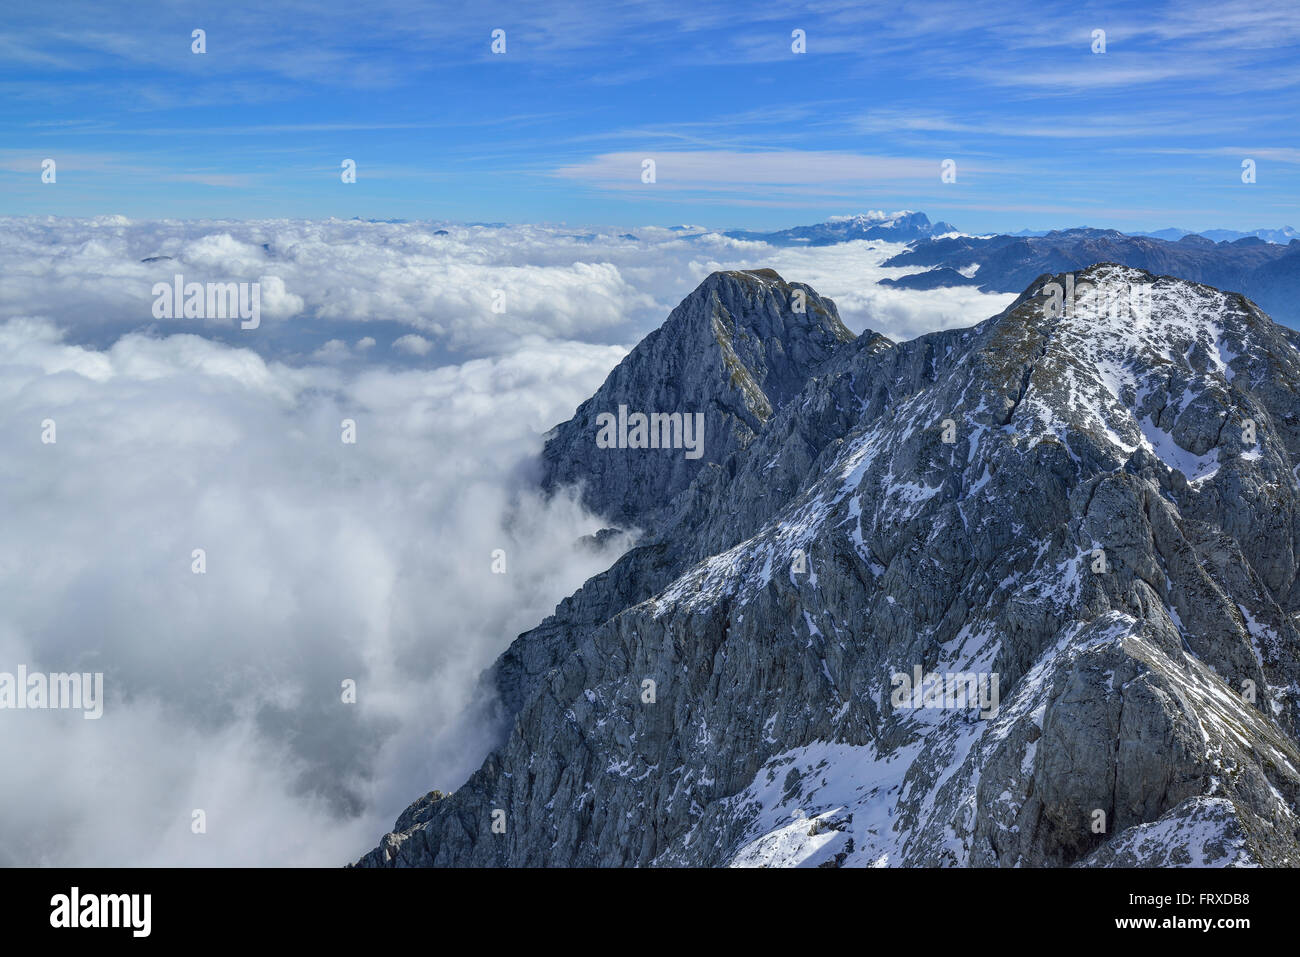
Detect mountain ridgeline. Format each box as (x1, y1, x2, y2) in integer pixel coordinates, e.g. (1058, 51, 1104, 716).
(727, 210, 959, 246)
(357, 265, 1300, 867)
(882, 227, 1300, 328)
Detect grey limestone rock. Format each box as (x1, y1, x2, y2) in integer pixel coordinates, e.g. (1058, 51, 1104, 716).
(356, 262, 1300, 868)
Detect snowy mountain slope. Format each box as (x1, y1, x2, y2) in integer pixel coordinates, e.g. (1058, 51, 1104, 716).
(356, 263, 1300, 867)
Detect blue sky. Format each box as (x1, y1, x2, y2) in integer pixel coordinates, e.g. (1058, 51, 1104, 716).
(3, 0, 1300, 233)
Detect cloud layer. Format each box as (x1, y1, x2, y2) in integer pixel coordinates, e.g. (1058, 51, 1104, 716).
(0, 316, 633, 865)
(0, 216, 1015, 351)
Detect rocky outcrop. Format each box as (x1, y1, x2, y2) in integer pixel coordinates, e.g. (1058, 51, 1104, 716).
(357, 263, 1300, 868)
(538, 268, 855, 529)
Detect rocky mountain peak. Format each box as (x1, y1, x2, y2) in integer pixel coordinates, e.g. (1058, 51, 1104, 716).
(359, 264, 1300, 869)
(539, 268, 857, 528)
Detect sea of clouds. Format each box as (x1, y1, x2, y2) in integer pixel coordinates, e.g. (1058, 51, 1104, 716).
(0, 216, 1015, 865)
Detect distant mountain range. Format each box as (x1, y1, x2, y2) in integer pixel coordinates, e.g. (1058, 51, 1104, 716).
(715, 213, 1300, 327)
(879, 227, 1300, 327)
(729, 213, 1298, 249)
(1010, 226, 1300, 244)
(727, 210, 959, 246)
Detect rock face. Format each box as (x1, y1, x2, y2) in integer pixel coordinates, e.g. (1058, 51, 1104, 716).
(357, 263, 1300, 868)
(539, 269, 856, 529)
